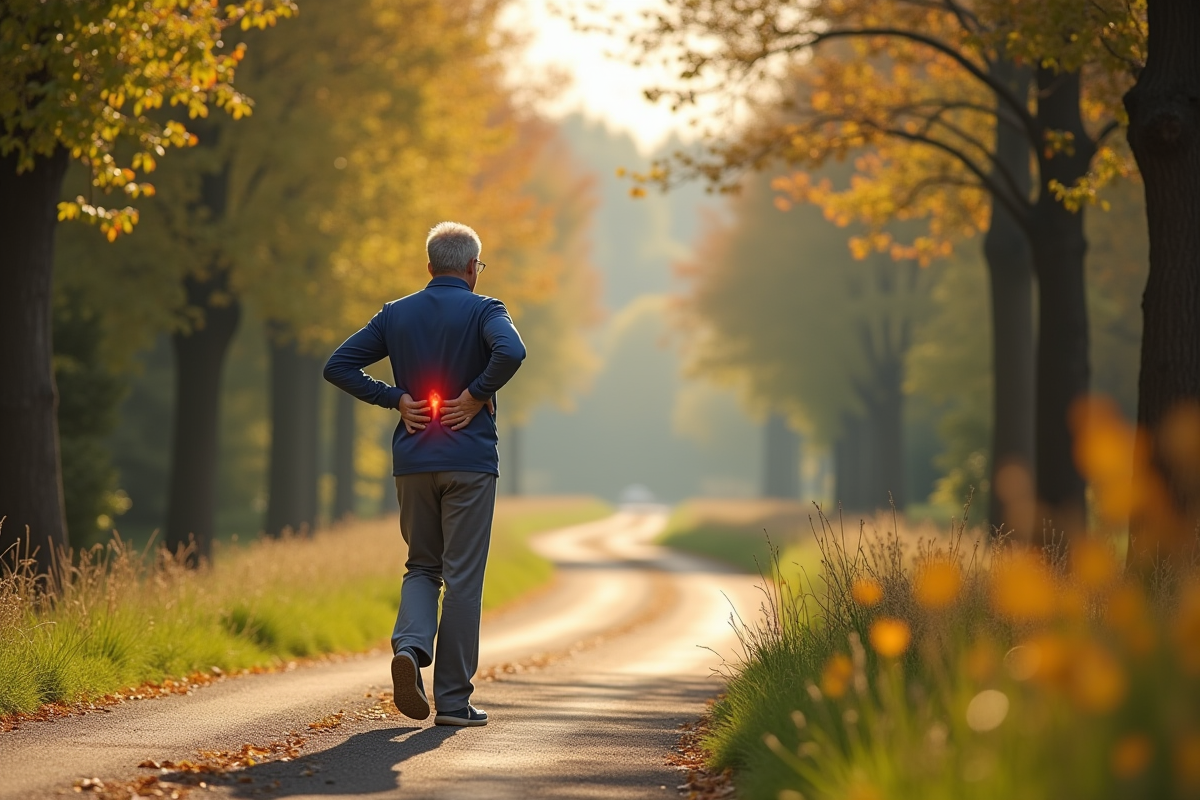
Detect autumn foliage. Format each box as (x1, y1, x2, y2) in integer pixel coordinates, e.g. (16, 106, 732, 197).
(1, 0, 298, 239)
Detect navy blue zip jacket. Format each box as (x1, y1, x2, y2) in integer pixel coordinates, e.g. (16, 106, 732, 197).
(323, 275, 526, 477)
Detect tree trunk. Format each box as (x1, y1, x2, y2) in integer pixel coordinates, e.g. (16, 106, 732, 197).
(504, 424, 522, 496)
(332, 389, 356, 521)
(165, 272, 241, 561)
(835, 413, 867, 513)
(983, 61, 1037, 537)
(867, 350, 906, 511)
(0, 148, 71, 565)
(834, 420, 852, 512)
(1125, 0, 1200, 569)
(852, 308, 910, 513)
(1030, 68, 1095, 544)
(763, 412, 800, 499)
(265, 331, 322, 537)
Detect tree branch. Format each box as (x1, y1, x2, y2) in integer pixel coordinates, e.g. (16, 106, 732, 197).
(792, 27, 1038, 143)
(870, 123, 1033, 233)
(1095, 118, 1124, 148)
(931, 0, 982, 37)
(908, 108, 1032, 207)
(788, 100, 1032, 226)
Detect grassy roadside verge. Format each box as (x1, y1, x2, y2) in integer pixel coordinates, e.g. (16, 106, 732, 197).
(0, 496, 610, 717)
(657, 499, 822, 581)
(696, 502, 1200, 799)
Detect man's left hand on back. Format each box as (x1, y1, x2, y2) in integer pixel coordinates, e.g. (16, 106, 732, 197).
(440, 388, 495, 431)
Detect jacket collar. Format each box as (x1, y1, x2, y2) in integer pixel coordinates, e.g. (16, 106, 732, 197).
(427, 275, 470, 290)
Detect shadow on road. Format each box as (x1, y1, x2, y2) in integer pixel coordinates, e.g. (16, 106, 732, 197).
(204, 725, 459, 797)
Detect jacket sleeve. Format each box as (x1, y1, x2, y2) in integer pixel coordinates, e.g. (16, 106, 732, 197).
(323, 306, 405, 410)
(467, 300, 527, 400)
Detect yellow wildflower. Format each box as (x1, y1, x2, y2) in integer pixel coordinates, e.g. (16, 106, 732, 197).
(851, 577, 883, 607)
(913, 560, 962, 610)
(1106, 583, 1156, 656)
(1072, 397, 1137, 522)
(1057, 584, 1089, 620)
(1111, 733, 1154, 779)
(990, 552, 1056, 623)
(1069, 642, 1127, 713)
(1070, 538, 1118, 591)
(868, 618, 911, 658)
(820, 653, 854, 699)
(1024, 633, 1073, 688)
(1174, 733, 1200, 789)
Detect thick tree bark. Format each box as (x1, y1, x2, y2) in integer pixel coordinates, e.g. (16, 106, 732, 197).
(503, 424, 522, 496)
(165, 271, 241, 560)
(835, 413, 867, 512)
(1125, 0, 1200, 568)
(865, 348, 906, 511)
(0, 148, 70, 565)
(851, 305, 910, 513)
(1029, 68, 1095, 543)
(983, 61, 1037, 537)
(332, 389, 356, 520)
(835, 366, 907, 513)
(763, 412, 800, 499)
(265, 331, 322, 537)
(834, 418, 854, 512)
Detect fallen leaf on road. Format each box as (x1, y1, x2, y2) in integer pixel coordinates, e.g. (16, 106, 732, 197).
(667, 698, 736, 800)
(1, 649, 387, 733)
(307, 711, 345, 731)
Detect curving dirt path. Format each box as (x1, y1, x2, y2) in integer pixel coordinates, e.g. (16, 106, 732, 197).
(0, 509, 761, 799)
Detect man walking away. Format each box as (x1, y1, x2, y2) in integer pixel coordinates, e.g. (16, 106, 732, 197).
(323, 221, 526, 727)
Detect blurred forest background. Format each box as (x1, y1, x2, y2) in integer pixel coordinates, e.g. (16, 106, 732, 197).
(35, 0, 1148, 552)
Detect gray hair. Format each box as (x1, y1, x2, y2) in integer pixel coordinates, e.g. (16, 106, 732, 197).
(426, 221, 481, 275)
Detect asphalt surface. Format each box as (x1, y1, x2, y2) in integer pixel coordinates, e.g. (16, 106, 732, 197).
(0, 509, 761, 799)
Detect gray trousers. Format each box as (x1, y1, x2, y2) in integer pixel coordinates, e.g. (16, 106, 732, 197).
(391, 471, 496, 711)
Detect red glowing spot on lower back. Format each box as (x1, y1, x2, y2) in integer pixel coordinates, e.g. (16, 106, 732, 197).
(430, 392, 441, 413)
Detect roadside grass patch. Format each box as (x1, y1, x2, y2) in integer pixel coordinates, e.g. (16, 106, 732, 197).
(657, 498, 953, 586)
(658, 499, 810, 574)
(0, 496, 610, 716)
(705, 503, 1200, 799)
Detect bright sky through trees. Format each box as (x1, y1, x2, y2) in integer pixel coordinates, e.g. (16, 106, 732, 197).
(500, 0, 708, 154)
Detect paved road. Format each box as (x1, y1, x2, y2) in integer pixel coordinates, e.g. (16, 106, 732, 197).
(0, 510, 760, 799)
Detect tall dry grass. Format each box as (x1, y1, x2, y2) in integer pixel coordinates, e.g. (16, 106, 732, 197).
(0, 496, 609, 716)
(708, 490, 1200, 799)
(660, 497, 988, 594)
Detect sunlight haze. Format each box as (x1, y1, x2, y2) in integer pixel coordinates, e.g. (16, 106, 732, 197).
(500, 0, 702, 154)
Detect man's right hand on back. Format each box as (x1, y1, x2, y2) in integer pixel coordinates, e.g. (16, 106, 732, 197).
(399, 394, 432, 434)
(439, 388, 495, 432)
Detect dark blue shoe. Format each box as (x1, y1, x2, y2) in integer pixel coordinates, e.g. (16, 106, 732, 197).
(434, 705, 488, 727)
(390, 650, 430, 720)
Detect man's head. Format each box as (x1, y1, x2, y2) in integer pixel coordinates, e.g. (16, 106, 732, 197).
(426, 221, 483, 291)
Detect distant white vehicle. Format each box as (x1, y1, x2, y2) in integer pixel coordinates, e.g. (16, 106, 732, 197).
(618, 484, 657, 507)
